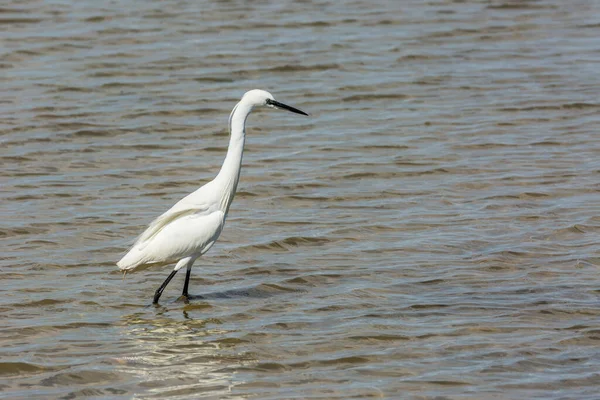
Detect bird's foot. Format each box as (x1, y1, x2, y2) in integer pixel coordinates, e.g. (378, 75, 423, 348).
(178, 294, 190, 304)
(153, 291, 162, 305)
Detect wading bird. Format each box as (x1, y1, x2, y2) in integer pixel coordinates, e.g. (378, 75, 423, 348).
(117, 89, 308, 303)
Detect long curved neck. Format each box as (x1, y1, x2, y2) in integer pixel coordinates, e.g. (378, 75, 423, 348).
(215, 100, 253, 212)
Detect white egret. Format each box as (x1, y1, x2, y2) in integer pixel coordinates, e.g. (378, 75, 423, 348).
(117, 89, 308, 303)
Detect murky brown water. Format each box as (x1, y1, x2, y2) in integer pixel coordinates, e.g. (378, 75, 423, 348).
(2, 0, 600, 398)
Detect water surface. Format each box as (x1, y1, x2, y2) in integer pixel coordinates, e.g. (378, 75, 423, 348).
(2, 0, 600, 398)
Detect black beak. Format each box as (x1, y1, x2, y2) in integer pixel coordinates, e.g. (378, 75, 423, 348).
(266, 99, 309, 116)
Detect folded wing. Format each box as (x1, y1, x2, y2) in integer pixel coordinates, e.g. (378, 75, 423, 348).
(118, 184, 225, 271)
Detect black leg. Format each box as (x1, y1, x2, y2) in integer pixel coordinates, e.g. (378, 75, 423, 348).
(153, 269, 179, 304)
(182, 263, 193, 298)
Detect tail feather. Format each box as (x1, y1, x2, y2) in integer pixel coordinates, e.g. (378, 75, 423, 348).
(117, 246, 147, 271)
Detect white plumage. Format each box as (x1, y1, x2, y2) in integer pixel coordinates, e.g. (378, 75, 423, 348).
(117, 89, 308, 303)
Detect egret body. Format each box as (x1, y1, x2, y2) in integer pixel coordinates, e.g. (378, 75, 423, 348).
(117, 89, 308, 303)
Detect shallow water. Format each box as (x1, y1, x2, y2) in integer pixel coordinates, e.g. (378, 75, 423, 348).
(2, 0, 600, 398)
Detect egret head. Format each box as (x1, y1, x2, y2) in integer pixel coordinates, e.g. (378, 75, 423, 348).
(242, 89, 308, 116)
